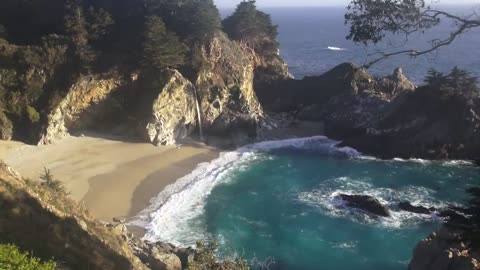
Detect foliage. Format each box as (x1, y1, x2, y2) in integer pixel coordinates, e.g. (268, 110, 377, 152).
(187, 241, 250, 270)
(25, 106, 40, 123)
(345, 0, 437, 45)
(0, 244, 56, 270)
(40, 167, 68, 194)
(0, 24, 7, 40)
(64, 0, 95, 69)
(142, 15, 187, 70)
(147, 0, 222, 42)
(344, 0, 480, 68)
(424, 67, 479, 98)
(223, 0, 278, 54)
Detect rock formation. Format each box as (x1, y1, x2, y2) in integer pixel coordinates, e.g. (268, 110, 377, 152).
(398, 202, 435, 215)
(337, 194, 390, 217)
(145, 70, 198, 145)
(0, 160, 199, 270)
(0, 110, 13, 140)
(195, 33, 264, 146)
(38, 74, 124, 145)
(0, 32, 289, 147)
(409, 227, 480, 270)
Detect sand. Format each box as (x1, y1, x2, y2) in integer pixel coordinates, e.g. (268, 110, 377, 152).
(0, 135, 219, 223)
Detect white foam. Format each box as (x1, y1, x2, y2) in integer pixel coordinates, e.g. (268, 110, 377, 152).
(130, 136, 361, 246)
(442, 160, 475, 167)
(297, 177, 449, 229)
(327, 46, 347, 51)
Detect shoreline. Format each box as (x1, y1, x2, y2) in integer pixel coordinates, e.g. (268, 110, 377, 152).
(0, 135, 220, 224)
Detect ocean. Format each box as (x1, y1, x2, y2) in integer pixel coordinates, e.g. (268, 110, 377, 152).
(132, 6, 480, 270)
(133, 138, 479, 270)
(224, 6, 480, 83)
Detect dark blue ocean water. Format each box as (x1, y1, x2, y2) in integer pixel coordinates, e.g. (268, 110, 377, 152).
(222, 6, 480, 82)
(137, 137, 480, 270)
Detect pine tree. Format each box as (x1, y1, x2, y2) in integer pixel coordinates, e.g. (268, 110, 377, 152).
(142, 15, 187, 70)
(146, 0, 221, 42)
(223, 0, 278, 54)
(64, 0, 95, 69)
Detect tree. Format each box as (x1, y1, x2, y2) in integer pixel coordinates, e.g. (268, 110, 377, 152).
(345, 0, 480, 68)
(424, 68, 446, 86)
(40, 167, 67, 194)
(424, 67, 479, 97)
(86, 7, 114, 43)
(64, 0, 95, 69)
(146, 0, 221, 42)
(142, 15, 187, 70)
(223, 0, 279, 54)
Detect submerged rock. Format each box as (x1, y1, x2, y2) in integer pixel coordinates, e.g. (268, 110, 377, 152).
(399, 202, 435, 215)
(337, 194, 390, 217)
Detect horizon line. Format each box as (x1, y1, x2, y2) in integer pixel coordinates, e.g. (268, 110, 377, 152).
(217, 3, 479, 8)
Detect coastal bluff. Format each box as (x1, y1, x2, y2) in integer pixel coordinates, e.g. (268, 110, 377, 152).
(0, 160, 186, 270)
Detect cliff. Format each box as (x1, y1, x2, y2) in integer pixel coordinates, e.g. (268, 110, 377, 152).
(409, 227, 479, 270)
(0, 161, 159, 269)
(0, 32, 289, 147)
(262, 62, 480, 161)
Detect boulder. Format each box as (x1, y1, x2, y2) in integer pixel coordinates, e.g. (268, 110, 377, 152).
(399, 202, 435, 215)
(337, 194, 390, 217)
(148, 246, 182, 270)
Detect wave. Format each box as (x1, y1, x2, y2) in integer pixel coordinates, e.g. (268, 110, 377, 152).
(358, 156, 474, 167)
(130, 135, 473, 246)
(130, 136, 362, 245)
(297, 176, 450, 228)
(327, 46, 347, 51)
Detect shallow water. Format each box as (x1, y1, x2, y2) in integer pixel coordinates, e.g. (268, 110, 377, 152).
(135, 137, 480, 270)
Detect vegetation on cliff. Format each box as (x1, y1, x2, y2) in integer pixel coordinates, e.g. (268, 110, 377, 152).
(0, 0, 286, 144)
(0, 244, 56, 270)
(223, 0, 278, 55)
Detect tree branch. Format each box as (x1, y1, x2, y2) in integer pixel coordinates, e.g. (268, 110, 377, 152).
(363, 8, 480, 69)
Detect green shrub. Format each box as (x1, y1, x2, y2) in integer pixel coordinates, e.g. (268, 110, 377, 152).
(40, 167, 68, 194)
(0, 244, 56, 270)
(187, 241, 250, 270)
(26, 106, 40, 123)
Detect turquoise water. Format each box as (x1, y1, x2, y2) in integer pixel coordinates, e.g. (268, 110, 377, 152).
(136, 137, 480, 270)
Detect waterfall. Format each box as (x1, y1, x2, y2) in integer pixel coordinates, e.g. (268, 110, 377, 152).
(193, 86, 204, 141)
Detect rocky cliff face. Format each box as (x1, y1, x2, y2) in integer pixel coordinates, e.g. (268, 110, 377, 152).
(0, 110, 12, 140)
(409, 227, 479, 270)
(195, 33, 264, 145)
(38, 74, 124, 145)
(0, 40, 68, 142)
(339, 83, 480, 160)
(0, 161, 147, 269)
(145, 70, 198, 146)
(0, 160, 194, 270)
(0, 32, 290, 147)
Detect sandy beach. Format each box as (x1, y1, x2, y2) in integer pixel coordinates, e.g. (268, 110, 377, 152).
(0, 135, 219, 222)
